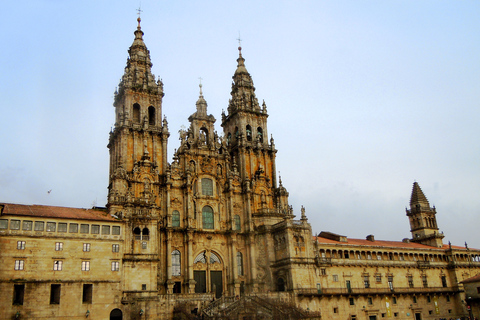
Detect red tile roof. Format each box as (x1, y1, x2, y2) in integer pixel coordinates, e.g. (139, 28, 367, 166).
(462, 273, 480, 284)
(314, 235, 470, 251)
(0, 203, 118, 222)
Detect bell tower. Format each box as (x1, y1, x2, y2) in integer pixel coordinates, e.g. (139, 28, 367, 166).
(107, 17, 168, 217)
(406, 182, 444, 247)
(221, 46, 290, 225)
(107, 17, 169, 295)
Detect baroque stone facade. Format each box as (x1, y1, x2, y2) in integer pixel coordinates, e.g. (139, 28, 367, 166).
(1, 18, 480, 320)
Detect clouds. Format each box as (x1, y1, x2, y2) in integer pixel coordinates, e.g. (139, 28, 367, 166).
(1, 1, 479, 247)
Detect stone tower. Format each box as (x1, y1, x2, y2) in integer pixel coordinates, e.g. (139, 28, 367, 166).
(221, 47, 290, 224)
(406, 182, 444, 247)
(107, 18, 168, 295)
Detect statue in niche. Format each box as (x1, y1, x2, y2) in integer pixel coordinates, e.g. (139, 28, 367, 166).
(261, 191, 267, 208)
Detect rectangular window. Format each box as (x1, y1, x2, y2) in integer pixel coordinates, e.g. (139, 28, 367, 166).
(80, 224, 89, 233)
(408, 275, 414, 288)
(13, 284, 25, 305)
(53, 260, 63, 271)
(142, 241, 147, 249)
(364, 276, 370, 288)
(83, 243, 91, 252)
(81, 261, 90, 271)
(10, 220, 20, 230)
(413, 296, 417, 304)
(17, 241, 26, 250)
(142, 284, 147, 291)
(422, 275, 428, 288)
(101, 225, 110, 235)
(91, 225, 100, 234)
(441, 275, 447, 288)
(111, 261, 119, 271)
(392, 296, 397, 304)
(112, 226, 120, 235)
(0, 219, 8, 229)
(50, 284, 61, 304)
(69, 223, 78, 233)
(58, 223, 67, 232)
(321, 268, 326, 275)
(376, 274, 382, 283)
(333, 275, 339, 282)
(388, 276, 394, 290)
(349, 297, 355, 305)
(34, 221, 44, 231)
(55, 242, 63, 251)
(447, 295, 451, 302)
(333, 308, 338, 314)
(82, 284, 92, 304)
(22, 220, 32, 231)
(112, 244, 119, 252)
(46, 222, 56, 232)
(14, 260, 24, 270)
(368, 297, 373, 305)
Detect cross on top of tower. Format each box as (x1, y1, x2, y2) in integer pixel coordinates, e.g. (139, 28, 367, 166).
(237, 32, 242, 52)
(136, 6, 143, 28)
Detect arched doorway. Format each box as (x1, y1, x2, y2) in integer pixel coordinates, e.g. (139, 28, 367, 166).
(110, 308, 122, 320)
(193, 251, 223, 298)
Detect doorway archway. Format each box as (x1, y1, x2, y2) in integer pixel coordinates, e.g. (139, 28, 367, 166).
(110, 308, 122, 320)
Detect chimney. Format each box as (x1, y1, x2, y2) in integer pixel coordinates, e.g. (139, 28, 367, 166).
(366, 235, 375, 242)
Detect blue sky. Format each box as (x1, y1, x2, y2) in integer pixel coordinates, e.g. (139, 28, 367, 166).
(1, 1, 479, 247)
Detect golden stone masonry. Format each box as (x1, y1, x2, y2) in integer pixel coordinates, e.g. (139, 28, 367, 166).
(1, 18, 479, 320)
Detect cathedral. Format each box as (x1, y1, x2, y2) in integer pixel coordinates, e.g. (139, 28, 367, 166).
(1, 18, 479, 320)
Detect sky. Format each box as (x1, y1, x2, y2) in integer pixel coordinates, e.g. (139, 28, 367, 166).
(1, 1, 479, 247)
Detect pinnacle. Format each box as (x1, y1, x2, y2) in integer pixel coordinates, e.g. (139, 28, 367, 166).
(410, 182, 430, 207)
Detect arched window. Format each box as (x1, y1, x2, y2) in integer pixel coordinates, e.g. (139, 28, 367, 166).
(234, 215, 241, 231)
(148, 106, 155, 125)
(202, 206, 214, 229)
(246, 125, 252, 141)
(133, 227, 141, 240)
(237, 252, 243, 276)
(142, 228, 149, 240)
(202, 178, 213, 196)
(172, 250, 181, 276)
(210, 252, 221, 264)
(134, 227, 149, 241)
(257, 127, 263, 143)
(133, 103, 140, 123)
(172, 211, 180, 227)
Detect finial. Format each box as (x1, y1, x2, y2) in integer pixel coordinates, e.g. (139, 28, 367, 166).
(136, 6, 143, 29)
(199, 77, 203, 96)
(237, 32, 242, 53)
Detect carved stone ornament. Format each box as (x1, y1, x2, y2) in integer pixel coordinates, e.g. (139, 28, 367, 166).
(200, 156, 214, 174)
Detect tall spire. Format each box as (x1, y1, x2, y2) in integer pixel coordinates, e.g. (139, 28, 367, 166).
(228, 45, 261, 114)
(410, 182, 430, 208)
(116, 16, 162, 97)
(195, 80, 208, 117)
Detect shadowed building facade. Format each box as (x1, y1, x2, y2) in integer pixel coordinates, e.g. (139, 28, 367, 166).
(1, 18, 479, 320)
